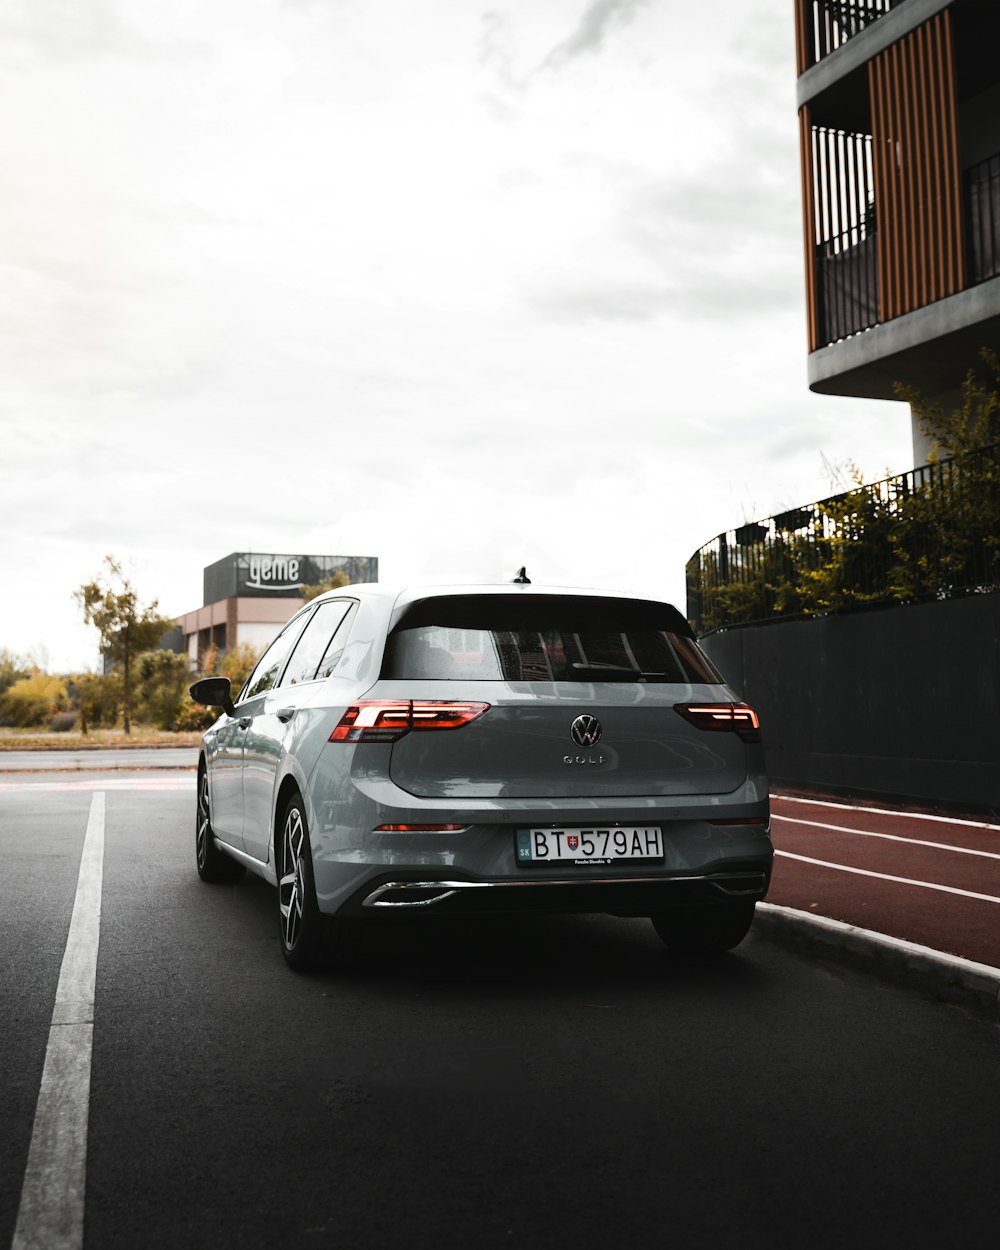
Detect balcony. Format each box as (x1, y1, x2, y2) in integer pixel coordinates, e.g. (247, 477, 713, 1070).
(799, 0, 910, 70)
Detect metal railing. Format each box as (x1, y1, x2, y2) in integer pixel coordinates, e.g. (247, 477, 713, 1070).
(802, 1, 907, 69)
(686, 443, 1000, 634)
(809, 127, 879, 346)
(967, 152, 1000, 286)
(817, 219, 880, 343)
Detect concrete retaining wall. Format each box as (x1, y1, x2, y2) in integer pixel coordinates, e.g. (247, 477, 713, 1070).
(699, 593, 1000, 813)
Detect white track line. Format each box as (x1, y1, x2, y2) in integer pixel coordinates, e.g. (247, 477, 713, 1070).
(12, 792, 105, 1250)
(773, 814, 1000, 861)
(772, 792, 999, 831)
(775, 849, 1000, 904)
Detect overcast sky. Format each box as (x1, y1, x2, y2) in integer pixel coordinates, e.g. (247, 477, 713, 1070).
(1, 0, 910, 673)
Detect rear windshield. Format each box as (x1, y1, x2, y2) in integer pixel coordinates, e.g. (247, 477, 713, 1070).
(382, 595, 722, 684)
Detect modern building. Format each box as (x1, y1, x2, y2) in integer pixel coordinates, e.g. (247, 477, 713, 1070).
(176, 552, 378, 666)
(794, 0, 1000, 463)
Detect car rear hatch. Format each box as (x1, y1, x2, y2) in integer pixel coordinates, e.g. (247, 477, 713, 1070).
(382, 681, 749, 798)
(367, 592, 754, 800)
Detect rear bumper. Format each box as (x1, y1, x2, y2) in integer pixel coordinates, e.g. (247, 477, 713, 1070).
(336, 861, 771, 918)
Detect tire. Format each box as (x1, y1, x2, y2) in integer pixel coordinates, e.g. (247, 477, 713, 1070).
(196, 764, 246, 884)
(651, 900, 756, 954)
(277, 794, 358, 972)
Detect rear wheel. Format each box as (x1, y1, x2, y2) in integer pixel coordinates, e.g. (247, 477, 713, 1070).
(196, 765, 245, 883)
(651, 900, 756, 954)
(277, 795, 358, 972)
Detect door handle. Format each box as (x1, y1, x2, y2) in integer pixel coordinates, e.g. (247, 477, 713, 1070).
(276, 707, 296, 723)
(238, 716, 252, 729)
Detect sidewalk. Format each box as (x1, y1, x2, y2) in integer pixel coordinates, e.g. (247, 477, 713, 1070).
(0, 747, 199, 772)
(759, 791, 1000, 1014)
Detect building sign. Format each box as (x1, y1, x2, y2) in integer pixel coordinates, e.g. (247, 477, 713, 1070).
(203, 552, 379, 604)
(246, 554, 301, 592)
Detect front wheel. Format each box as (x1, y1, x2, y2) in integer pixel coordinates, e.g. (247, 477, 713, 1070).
(277, 795, 358, 972)
(651, 900, 756, 954)
(196, 766, 245, 884)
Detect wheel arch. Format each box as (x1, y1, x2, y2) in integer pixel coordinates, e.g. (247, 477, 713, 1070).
(273, 773, 304, 870)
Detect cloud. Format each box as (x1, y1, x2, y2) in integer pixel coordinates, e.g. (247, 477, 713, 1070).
(0, 0, 207, 64)
(537, 0, 652, 73)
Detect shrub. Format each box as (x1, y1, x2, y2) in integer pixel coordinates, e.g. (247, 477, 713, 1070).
(1, 673, 68, 728)
(134, 649, 190, 730)
(171, 694, 218, 733)
(68, 672, 123, 732)
(49, 711, 78, 733)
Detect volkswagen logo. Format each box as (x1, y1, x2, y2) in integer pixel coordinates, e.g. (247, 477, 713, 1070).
(570, 714, 602, 747)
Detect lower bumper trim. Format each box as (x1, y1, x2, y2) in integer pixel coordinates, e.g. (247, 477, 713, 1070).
(362, 871, 767, 909)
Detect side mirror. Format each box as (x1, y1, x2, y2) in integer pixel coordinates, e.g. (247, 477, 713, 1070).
(189, 677, 236, 718)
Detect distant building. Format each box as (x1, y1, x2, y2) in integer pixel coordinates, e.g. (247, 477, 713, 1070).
(794, 0, 1000, 464)
(176, 552, 378, 666)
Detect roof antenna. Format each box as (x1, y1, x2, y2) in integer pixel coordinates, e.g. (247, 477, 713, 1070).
(512, 566, 531, 584)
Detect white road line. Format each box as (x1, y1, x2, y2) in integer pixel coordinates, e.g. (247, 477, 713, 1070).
(772, 792, 999, 831)
(773, 814, 1000, 861)
(775, 849, 1000, 904)
(12, 792, 105, 1250)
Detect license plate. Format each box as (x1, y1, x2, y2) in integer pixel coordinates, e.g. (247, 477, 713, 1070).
(515, 826, 663, 866)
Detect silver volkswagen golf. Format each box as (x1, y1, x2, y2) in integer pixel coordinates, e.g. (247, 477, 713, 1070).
(190, 579, 772, 970)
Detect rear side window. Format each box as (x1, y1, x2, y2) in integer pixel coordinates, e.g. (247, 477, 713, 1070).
(280, 600, 354, 687)
(381, 595, 721, 684)
(241, 613, 311, 700)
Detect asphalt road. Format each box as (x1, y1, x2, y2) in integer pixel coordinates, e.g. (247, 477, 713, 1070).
(2, 775, 999, 1250)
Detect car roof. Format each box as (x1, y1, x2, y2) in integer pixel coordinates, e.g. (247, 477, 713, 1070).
(307, 580, 690, 637)
(313, 581, 677, 610)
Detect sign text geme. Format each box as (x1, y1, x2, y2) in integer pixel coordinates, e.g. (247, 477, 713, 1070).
(246, 555, 301, 591)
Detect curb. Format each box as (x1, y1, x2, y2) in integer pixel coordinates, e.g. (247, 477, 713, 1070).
(755, 902, 1000, 1018)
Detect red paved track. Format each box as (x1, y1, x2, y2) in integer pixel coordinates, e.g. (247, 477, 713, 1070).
(767, 793, 1000, 968)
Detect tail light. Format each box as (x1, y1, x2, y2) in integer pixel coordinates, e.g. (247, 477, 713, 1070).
(674, 702, 761, 741)
(330, 700, 490, 743)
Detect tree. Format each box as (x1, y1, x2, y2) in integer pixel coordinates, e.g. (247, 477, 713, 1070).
(0, 649, 31, 697)
(74, 557, 175, 734)
(896, 347, 1000, 460)
(299, 570, 349, 601)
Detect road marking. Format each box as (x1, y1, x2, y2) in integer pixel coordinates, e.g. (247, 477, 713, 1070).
(775, 849, 1000, 904)
(12, 792, 105, 1250)
(0, 778, 192, 793)
(772, 792, 999, 832)
(773, 814, 1000, 861)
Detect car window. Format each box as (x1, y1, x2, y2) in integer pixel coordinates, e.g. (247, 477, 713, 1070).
(314, 602, 359, 680)
(381, 595, 722, 684)
(241, 613, 312, 700)
(279, 600, 353, 687)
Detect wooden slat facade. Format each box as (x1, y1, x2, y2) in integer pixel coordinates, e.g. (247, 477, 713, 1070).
(867, 10, 965, 322)
(799, 8, 966, 350)
(799, 104, 820, 349)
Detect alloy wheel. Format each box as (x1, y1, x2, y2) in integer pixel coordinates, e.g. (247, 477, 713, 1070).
(279, 806, 306, 951)
(197, 771, 211, 871)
